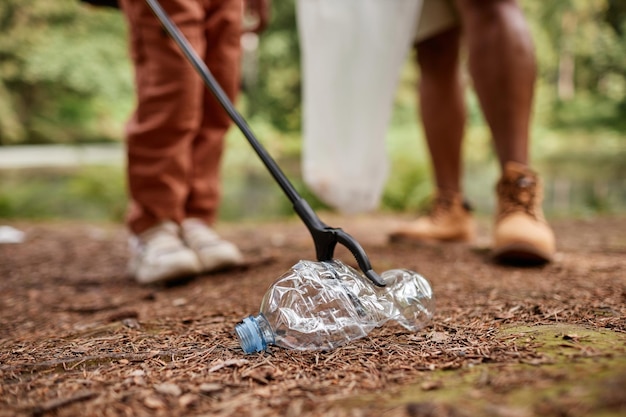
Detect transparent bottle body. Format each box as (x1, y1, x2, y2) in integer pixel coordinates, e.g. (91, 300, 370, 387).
(236, 260, 434, 353)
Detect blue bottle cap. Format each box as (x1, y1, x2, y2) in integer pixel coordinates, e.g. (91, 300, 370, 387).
(235, 316, 266, 353)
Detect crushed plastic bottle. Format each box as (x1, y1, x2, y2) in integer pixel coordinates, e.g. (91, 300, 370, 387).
(235, 260, 434, 353)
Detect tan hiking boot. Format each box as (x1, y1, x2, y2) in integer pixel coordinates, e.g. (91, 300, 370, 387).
(389, 192, 476, 243)
(493, 162, 555, 264)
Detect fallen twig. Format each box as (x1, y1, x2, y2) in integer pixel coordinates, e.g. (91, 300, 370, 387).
(30, 390, 99, 417)
(1, 349, 209, 373)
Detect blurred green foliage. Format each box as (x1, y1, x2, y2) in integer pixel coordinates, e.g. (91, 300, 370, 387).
(0, 0, 624, 220)
(1, 0, 622, 144)
(243, 0, 301, 132)
(0, 166, 126, 220)
(0, 0, 132, 145)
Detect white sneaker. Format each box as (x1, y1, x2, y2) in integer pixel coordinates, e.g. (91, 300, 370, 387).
(181, 218, 243, 273)
(129, 221, 202, 284)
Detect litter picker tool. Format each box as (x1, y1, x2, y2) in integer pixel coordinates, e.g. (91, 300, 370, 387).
(145, 0, 385, 287)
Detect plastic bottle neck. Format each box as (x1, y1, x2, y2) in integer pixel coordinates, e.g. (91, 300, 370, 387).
(235, 314, 275, 353)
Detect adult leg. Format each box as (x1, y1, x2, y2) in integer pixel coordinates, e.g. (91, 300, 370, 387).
(122, 0, 206, 235)
(389, 27, 476, 243)
(120, 0, 206, 283)
(182, 0, 244, 272)
(185, 0, 243, 224)
(454, 0, 534, 167)
(455, 0, 555, 263)
(416, 27, 465, 196)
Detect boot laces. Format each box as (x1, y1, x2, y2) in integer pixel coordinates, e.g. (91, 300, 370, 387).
(184, 223, 221, 249)
(138, 223, 184, 255)
(497, 173, 538, 220)
(427, 194, 472, 222)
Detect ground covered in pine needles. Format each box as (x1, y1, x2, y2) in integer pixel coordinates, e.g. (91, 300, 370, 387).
(1, 213, 625, 417)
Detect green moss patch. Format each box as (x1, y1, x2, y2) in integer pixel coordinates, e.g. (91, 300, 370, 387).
(338, 324, 626, 417)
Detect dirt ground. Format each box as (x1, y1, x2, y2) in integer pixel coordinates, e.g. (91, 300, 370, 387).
(1, 213, 625, 417)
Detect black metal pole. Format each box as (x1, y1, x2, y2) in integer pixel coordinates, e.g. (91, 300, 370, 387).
(143, 0, 385, 287)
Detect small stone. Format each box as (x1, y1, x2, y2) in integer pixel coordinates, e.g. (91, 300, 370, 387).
(172, 298, 187, 306)
(199, 383, 223, 393)
(430, 331, 449, 343)
(154, 382, 182, 397)
(144, 396, 166, 409)
(179, 393, 197, 408)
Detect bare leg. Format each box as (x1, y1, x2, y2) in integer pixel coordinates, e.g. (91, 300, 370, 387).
(454, 0, 536, 168)
(416, 27, 465, 196)
(389, 28, 475, 244)
(453, 0, 555, 263)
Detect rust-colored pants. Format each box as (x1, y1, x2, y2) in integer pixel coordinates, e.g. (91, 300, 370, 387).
(120, 0, 242, 234)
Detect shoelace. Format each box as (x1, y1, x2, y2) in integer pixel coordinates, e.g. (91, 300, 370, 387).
(183, 223, 221, 249)
(426, 194, 472, 222)
(497, 174, 538, 220)
(139, 225, 184, 255)
(428, 197, 453, 222)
